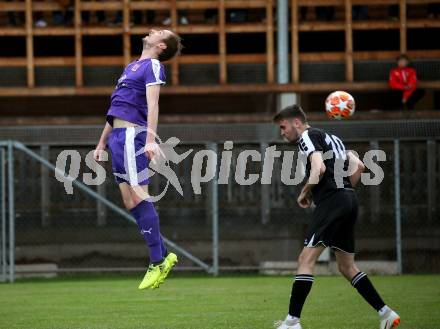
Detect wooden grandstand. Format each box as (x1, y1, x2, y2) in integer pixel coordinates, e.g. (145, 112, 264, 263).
(0, 0, 439, 97)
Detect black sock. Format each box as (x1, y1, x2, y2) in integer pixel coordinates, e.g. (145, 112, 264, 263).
(288, 274, 314, 318)
(351, 272, 385, 311)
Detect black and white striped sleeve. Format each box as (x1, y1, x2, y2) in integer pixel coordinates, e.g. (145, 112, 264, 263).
(298, 130, 323, 157)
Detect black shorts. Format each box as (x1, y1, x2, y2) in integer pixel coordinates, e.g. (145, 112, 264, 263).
(304, 189, 358, 254)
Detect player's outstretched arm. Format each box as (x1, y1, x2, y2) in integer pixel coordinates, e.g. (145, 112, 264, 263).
(94, 122, 113, 161)
(347, 151, 365, 187)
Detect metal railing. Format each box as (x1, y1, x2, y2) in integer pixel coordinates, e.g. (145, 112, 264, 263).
(1, 120, 439, 281)
(0, 140, 219, 282)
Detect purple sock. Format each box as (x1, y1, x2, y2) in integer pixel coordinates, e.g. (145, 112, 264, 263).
(130, 200, 164, 263)
(160, 235, 168, 258)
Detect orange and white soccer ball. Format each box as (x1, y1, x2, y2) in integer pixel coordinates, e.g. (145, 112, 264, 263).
(325, 91, 355, 120)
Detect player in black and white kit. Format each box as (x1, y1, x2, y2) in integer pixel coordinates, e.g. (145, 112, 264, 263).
(273, 105, 400, 329)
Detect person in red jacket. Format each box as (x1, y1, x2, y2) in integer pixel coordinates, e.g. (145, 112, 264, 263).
(389, 54, 425, 110)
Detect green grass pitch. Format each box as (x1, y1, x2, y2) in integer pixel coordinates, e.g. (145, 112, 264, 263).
(0, 274, 439, 329)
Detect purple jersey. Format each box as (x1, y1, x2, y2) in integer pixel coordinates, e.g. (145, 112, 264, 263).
(106, 58, 166, 126)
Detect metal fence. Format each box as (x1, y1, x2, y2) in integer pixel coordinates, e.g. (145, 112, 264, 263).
(0, 121, 439, 282)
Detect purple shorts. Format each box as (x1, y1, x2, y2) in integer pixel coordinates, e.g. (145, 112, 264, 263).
(107, 127, 150, 186)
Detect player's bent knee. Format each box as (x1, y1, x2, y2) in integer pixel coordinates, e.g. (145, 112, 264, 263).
(298, 250, 317, 268)
(132, 186, 149, 203)
(338, 262, 356, 278)
(122, 198, 136, 210)
(337, 262, 348, 274)
(131, 195, 144, 207)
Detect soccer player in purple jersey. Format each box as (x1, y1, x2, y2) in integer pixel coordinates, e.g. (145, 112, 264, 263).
(93, 29, 182, 290)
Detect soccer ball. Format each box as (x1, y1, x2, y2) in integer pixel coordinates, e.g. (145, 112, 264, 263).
(325, 91, 355, 120)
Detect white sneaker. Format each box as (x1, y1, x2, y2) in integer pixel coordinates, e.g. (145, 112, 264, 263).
(274, 319, 302, 329)
(380, 309, 400, 329)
